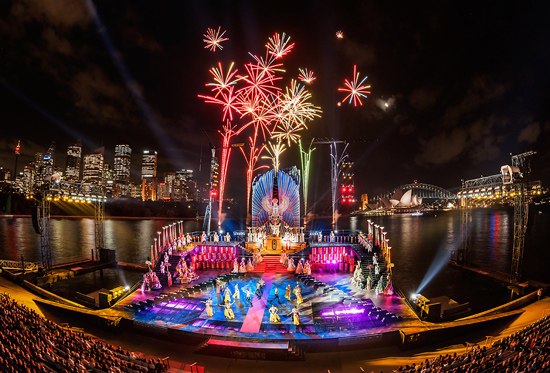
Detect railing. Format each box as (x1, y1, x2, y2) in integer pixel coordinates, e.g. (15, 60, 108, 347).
(0, 259, 40, 272)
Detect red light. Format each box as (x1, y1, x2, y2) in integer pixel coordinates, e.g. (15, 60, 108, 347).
(341, 187, 346, 193)
(342, 198, 346, 203)
(349, 187, 353, 193)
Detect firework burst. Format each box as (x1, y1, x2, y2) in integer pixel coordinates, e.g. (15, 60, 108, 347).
(203, 27, 229, 52)
(266, 32, 295, 59)
(338, 65, 371, 106)
(205, 62, 242, 95)
(298, 68, 316, 84)
(278, 79, 322, 129)
(263, 139, 286, 174)
(199, 31, 323, 218)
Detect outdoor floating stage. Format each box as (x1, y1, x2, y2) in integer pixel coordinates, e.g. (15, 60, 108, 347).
(114, 247, 415, 356)
(36, 234, 526, 360)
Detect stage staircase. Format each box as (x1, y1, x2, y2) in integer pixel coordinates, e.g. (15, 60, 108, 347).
(355, 248, 387, 285)
(153, 254, 182, 287)
(249, 256, 288, 274)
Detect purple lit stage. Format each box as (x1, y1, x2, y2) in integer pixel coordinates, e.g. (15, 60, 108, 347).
(117, 261, 413, 343)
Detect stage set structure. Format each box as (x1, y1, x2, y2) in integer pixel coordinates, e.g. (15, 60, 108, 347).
(246, 166, 306, 255)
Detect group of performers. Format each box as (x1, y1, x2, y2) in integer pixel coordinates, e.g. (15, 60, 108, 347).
(231, 257, 255, 273)
(201, 231, 232, 243)
(279, 251, 312, 275)
(229, 250, 262, 274)
(350, 260, 393, 295)
(141, 270, 161, 291)
(202, 276, 303, 326)
(173, 260, 199, 284)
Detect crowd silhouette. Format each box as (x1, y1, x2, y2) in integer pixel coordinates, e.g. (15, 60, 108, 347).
(0, 293, 168, 373)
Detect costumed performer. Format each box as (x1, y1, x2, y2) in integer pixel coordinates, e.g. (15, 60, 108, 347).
(295, 260, 303, 274)
(287, 257, 296, 272)
(384, 274, 394, 295)
(204, 298, 213, 318)
(224, 287, 232, 303)
(247, 258, 254, 271)
(375, 278, 384, 295)
(304, 261, 311, 275)
(291, 306, 300, 326)
(239, 258, 247, 273)
(223, 301, 235, 320)
(293, 283, 303, 305)
(269, 305, 281, 323)
(285, 284, 292, 300)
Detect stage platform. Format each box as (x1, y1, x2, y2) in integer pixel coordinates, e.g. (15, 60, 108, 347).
(111, 257, 419, 349)
(34, 255, 527, 358)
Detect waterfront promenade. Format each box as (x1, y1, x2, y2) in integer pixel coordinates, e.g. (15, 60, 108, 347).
(2, 271, 549, 373)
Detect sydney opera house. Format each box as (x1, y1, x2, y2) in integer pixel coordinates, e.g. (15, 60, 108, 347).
(366, 189, 423, 211)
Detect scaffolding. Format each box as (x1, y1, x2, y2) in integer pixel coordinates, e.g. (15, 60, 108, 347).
(510, 150, 536, 280)
(39, 195, 52, 273)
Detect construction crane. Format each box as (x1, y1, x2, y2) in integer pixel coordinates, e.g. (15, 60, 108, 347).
(457, 150, 536, 279)
(507, 150, 536, 280)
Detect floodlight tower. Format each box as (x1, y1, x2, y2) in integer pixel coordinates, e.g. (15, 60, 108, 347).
(458, 179, 472, 265)
(34, 183, 52, 274)
(94, 185, 106, 251)
(203, 147, 217, 235)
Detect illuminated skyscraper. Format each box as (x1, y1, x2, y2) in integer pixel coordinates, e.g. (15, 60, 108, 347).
(141, 150, 157, 179)
(142, 178, 157, 201)
(65, 141, 82, 182)
(176, 169, 194, 183)
(164, 172, 176, 195)
(114, 144, 132, 196)
(83, 148, 104, 186)
(103, 163, 114, 194)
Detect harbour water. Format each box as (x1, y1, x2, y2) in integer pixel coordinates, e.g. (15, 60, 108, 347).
(1, 206, 548, 311)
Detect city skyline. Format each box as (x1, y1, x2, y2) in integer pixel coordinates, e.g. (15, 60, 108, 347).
(1, 1, 549, 202)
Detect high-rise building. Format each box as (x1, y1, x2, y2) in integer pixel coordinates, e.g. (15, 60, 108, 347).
(141, 150, 157, 179)
(164, 172, 176, 195)
(83, 148, 104, 186)
(128, 182, 140, 199)
(22, 166, 34, 195)
(156, 182, 169, 201)
(0, 167, 11, 182)
(142, 178, 157, 201)
(171, 178, 187, 201)
(41, 141, 55, 179)
(113, 144, 132, 197)
(65, 141, 81, 182)
(176, 169, 194, 183)
(103, 163, 114, 194)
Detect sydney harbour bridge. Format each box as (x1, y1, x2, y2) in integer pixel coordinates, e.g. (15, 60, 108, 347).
(371, 182, 457, 203)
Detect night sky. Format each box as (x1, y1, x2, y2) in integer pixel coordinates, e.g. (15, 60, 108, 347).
(1, 0, 549, 207)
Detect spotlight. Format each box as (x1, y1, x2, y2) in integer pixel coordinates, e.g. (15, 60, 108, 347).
(124, 286, 130, 291)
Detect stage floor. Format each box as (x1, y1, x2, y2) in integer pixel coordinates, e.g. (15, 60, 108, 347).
(115, 257, 419, 341)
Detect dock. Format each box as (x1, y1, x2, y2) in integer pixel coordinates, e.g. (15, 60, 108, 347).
(449, 261, 549, 295)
